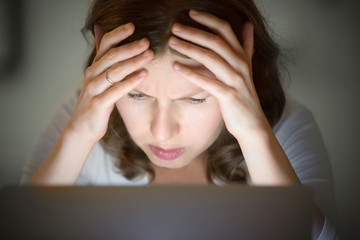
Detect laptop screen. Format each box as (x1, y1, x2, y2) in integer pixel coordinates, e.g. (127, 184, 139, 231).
(0, 185, 312, 239)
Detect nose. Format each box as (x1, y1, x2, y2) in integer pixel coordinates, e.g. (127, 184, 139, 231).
(150, 104, 180, 143)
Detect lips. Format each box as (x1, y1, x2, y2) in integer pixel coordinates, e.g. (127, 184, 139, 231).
(149, 145, 185, 161)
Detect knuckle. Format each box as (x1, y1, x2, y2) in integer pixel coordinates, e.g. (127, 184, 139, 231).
(238, 62, 250, 75)
(182, 68, 193, 78)
(89, 95, 102, 109)
(234, 74, 245, 89)
(181, 42, 192, 51)
(102, 31, 112, 42)
(106, 48, 117, 61)
(120, 39, 146, 57)
(210, 34, 223, 47)
(127, 43, 138, 54)
(206, 51, 219, 62)
(85, 81, 97, 96)
(187, 72, 196, 80)
(85, 66, 94, 79)
(234, 72, 243, 83)
(133, 54, 147, 65)
(111, 64, 126, 80)
(130, 59, 142, 69)
(131, 39, 144, 50)
(225, 89, 239, 102)
(243, 64, 250, 74)
(219, 19, 232, 31)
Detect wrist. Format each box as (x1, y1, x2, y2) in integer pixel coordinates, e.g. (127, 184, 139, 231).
(62, 126, 99, 149)
(233, 116, 272, 146)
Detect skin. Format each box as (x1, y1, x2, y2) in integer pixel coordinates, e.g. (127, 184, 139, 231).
(29, 22, 154, 184)
(168, 10, 301, 185)
(116, 53, 224, 184)
(28, 9, 324, 238)
(168, 10, 324, 237)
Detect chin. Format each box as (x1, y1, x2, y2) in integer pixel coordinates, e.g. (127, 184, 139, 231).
(150, 158, 190, 169)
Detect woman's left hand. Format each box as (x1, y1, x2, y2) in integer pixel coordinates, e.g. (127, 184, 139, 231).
(169, 10, 301, 186)
(169, 10, 270, 142)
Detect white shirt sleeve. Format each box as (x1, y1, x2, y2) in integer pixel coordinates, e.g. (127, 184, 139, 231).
(272, 97, 338, 240)
(20, 93, 148, 186)
(20, 95, 78, 184)
(20, 94, 339, 239)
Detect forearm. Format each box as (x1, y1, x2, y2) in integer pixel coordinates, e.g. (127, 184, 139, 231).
(28, 129, 96, 185)
(237, 122, 300, 185)
(237, 125, 325, 238)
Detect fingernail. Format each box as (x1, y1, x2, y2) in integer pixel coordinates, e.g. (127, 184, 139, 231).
(174, 63, 181, 71)
(172, 24, 181, 33)
(124, 22, 133, 30)
(143, 50, 151, 57)
(138, 71, 146, 78)
(139, 38, 147, 46)
(189, 9, 199, 16)
(169, 37, 179, 46)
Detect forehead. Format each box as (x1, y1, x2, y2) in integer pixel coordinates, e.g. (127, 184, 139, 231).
(135, 52, 214, 97)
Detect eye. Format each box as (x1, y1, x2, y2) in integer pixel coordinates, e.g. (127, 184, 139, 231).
(127, 93, 147, 100)
(186, 97, 207, 104)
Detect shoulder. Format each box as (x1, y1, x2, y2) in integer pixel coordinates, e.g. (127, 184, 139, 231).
(273, 97, 328, 161)
(77, 141, 149, 186)
(21, 92, 79, 184)
(273, 97, 316, 139)
(274, 97, 339, 239)
(273, 96, 334, 182)
(41, 92, 79, 136)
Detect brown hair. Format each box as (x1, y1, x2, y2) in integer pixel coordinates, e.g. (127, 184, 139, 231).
(84, 0, 285, 184)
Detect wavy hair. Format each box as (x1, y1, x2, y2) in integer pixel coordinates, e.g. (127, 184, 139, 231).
(83, 0, 286, 184)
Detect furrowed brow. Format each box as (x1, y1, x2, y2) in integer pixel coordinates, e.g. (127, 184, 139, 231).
(131, 88, 208, 99)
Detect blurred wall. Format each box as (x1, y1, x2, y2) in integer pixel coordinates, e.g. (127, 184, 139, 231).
(0, 0, 90, 183)
(0, 0, 359, 239)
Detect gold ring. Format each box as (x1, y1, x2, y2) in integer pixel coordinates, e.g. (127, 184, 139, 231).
(105, 69, 115, 84)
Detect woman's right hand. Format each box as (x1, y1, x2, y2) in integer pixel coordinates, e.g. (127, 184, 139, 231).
(65, 22, 154, 143)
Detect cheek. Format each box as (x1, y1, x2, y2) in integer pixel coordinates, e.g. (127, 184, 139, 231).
(116, 98, 224, 144)
(182, 103, 224, 141)
(115, 100, 147, 139)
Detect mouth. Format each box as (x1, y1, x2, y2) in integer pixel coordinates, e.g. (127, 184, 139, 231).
(149, 145, 186, 161)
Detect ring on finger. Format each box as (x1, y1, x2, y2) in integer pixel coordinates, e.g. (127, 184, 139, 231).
(105, 69, 115, 84)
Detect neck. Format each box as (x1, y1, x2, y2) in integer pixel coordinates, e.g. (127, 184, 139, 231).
(151, 154, 208, 185)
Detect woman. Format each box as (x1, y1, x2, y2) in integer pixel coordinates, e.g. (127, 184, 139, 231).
(21, 0, 337, 239)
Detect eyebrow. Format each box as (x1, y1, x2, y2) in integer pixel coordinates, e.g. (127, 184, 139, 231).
(131, 89, 208, 99)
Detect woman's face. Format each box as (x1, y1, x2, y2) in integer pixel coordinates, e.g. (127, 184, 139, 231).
(116, 53, 224, 169)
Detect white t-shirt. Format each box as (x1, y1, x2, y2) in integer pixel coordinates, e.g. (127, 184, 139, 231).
(20, 94, 338, 239)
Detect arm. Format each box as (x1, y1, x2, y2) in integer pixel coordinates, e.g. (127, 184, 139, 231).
(28, 127, 96, 185)
(169, 10, 337, 239)
(20, 96, 79, 185)
(274, 99, 337, 239)
(25, 23, 153, 185)
(169, 10, 298, 185)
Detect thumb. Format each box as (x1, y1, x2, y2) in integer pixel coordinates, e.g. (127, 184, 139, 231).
(94, 24, 104, 52)
(242, 22, 254, 62)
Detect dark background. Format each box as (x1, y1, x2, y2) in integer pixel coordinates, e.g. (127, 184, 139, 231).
(0, 0, 359, 238)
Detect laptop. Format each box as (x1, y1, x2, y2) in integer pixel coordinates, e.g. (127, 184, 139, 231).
(0, 185, 312, 239)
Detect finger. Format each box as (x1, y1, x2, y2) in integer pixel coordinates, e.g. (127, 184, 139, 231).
(169, 36, 248, 90)
(188, 10, 243, 54)
(90, 38, 150, 77)
(242, 22, 254, 63)
(173, 62, 234, 101)
(172, 23, 246, 72)
(94, 22, 135, 63)
(96, 70, 148, 107)
(94, 24, 104, 52)
(85, 49, 153, 96)
(106, 49, 153, 83)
